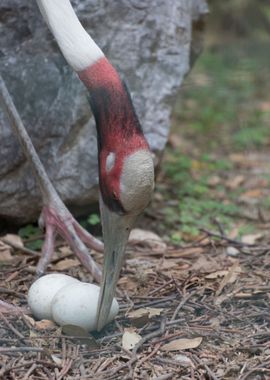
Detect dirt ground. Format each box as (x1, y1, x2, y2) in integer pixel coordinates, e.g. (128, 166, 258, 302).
(0, 150, 270, 379)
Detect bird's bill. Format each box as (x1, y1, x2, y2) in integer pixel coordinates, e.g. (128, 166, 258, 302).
(96, 198, 136, 331)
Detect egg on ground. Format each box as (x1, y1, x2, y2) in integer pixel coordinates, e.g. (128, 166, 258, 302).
(51, 282, 119, 331)
(28, 273, 79, 320)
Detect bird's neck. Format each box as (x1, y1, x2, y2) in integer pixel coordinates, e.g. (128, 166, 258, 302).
(36, 0, 149, 154)
(78, 57, 149, 155)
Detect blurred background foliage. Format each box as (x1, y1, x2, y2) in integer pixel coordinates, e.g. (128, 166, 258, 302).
(156, 0, 270, 242)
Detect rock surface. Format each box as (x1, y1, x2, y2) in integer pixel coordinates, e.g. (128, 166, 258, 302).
(0, 0, 208, 224)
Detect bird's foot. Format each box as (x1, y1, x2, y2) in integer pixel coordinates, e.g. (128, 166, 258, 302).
(36, 201, 103, 282)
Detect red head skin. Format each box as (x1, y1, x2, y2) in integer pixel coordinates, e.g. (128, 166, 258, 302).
(78, 57, 150, 213)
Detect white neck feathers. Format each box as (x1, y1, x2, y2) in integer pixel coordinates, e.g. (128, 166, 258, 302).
(36, 0, 104, 71)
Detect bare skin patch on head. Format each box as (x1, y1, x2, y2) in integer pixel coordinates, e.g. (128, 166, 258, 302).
(119, 150, 154, 214)
(106, 152, 116, 173)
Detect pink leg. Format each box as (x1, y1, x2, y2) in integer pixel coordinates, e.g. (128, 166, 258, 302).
(36, 223, 56, 276)
(0, 75, 102, 282)
(74, 220, 104, 252)
(37, 205, 102, 282)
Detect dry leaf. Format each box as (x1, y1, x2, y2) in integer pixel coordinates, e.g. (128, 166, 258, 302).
(192, 255, 220, 272)
(122, 328, 142, 350)
(205, 270, 229, 279)
(129, 229, 167, 251)
(240, 189, 263, 199)
(0, 245, 13, 261)
(23, 315, 36, 327)
(3, 234, 24, 247)
(35, 319, 56, 330)
(59, 246, 72, 256)
(162, 337, 203, 351)
(208, 175, 221, 187)
(128, 307, 162, 319)
(118, 276, 138, 291)
(235, 292, 252, 298)
(216, 262, 242, 296)
(174, 354, 193, 366)
(24, 315, 56, 330)
(225, 175, 245, 189)
(160, 260, 176, 270)
(241, 233, 263, 245)
(54, 259, 80, 270)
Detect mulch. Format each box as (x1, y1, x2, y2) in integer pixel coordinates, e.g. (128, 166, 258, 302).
(0, 229, 269, 379)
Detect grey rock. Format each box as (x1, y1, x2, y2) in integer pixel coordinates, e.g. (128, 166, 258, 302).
(0, 0, 208, 224)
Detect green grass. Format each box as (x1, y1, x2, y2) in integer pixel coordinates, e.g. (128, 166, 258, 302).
(19, 224, 43, 250)
(162, 40, 270, 242)
(162, 153, 240, 242)
(174, 43, 270, 151)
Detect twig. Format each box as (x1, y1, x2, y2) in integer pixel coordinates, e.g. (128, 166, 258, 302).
(0, 300, 27, 314)
(238, 363, 270, 380)
(171, 293, 193, 321)
(149, 279, 174, 296)
(22, 363, 37, 380)
(212, 218, 225, 237)
(0, 311, 25, 340)
(132, 317, 167, 355)
(0, 346, 46, 354)
(153, 374, 174, 380)
(194, 354, 219, 380)
(199, 228, 255, 247)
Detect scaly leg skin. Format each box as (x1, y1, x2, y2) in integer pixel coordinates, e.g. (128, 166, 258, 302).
(0, 75, 103, 282)
(37, 201, 103, 282)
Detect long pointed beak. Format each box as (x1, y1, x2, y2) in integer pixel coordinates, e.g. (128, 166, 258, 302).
(96, 198, 136, 331)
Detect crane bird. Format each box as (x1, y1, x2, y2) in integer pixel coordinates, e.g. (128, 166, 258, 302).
(0, 0, 154, 331)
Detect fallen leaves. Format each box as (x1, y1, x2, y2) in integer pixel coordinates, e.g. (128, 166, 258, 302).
(174, 354, 193, 366)
(241, 233, 263, 245)
(0, 242, 13, 262)
(127, 307, 163, 327)
(53, 259, 80, 271)
(215, 261, 242, 296)
(225, 175, 245, 190)
(122, 328, 142, 350)
(24, 315, 56, 330)
(0, 234, 24, 262)
(129, 229, 167, 251)
(128, 307, 163, 319)
(205, 270, 229, 279)
(3, 234, 24, 247)
(161, 337, 203, 352)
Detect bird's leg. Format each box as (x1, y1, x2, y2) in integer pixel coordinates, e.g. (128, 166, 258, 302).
(38, 203, 102, 281)
(0, 75, 103, 282)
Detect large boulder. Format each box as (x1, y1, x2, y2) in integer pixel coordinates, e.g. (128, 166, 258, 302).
(0, 0, 208, 225)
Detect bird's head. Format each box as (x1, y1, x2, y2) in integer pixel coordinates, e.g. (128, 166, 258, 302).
(96, 143, 154, 330)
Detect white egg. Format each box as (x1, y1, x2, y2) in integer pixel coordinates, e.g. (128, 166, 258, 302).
(28, 273, 79, 320)
(51, 282, 119, 331)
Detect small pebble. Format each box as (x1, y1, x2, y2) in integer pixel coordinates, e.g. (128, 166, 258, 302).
(226, 246, 240, 257)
